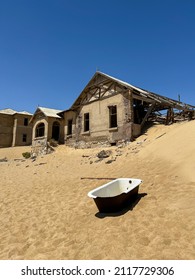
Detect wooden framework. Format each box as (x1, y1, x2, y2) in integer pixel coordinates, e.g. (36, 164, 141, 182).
(69, 71, 195, 127)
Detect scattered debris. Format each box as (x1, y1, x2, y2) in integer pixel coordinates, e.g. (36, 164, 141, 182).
(31, 153, 37, 162)
(116, 150, 123, 156)
(105, 158, 116, 164)
(81, 177, 117, 180)
(155, 133, 166, 139)
(14, 158, 26, 162)
(48, 139, 58, 147)
(97, 150, 112, 159)
(31, 139, 55, 157)
(34, 162, 47, 166)
(0, 157, 8, 162)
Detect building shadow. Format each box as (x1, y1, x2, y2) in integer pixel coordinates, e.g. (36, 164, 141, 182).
(95, 192, 147, 219)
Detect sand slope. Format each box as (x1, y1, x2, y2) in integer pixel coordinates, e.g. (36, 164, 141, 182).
(0, 120, 195, 260)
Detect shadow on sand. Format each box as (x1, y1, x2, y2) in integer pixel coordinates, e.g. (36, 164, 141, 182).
(95, 192, 147, 219)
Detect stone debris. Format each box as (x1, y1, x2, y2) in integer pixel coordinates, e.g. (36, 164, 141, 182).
(31, 139, 55, 157)
(97, 150, 112, 159)
(105, 157, 116, 164)
(79, 136, 149, 165)
(34, 162, 47, 166)
(0, 157, 8, 162)
(14, 158, 26, 162)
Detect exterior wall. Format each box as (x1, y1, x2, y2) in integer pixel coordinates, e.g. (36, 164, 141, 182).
(13, 114, 32, 146)
(32, 118, 49, 143)
(0, 114, 14, 147)
(0, 113, 32, 148)
(31, 115, 64, 155)
(64, 111, 77, 143)
(47, 117, 64, 143)
(65, 93, 134, 145)
(32, 116, 64, 144)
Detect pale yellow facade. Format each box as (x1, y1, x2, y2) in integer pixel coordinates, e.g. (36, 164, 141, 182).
(0, 110, 32, 148)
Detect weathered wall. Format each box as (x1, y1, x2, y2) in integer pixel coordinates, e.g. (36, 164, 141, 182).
(13, 114, 32, 146)
(0, 114, 14, 147)
(47, 117, 64, 143)
(64, 110, 76, 143)
(65, 93, 134, 144)
(32, 116, 64, 144)
(0, 113, 32, 147)
(32, 118, 48, 142)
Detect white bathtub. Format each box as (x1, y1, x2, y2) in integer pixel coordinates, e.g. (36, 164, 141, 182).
(88, 178, 142, 212)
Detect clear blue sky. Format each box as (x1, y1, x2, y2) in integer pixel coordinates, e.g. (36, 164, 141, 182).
(1, 0, 195, 113)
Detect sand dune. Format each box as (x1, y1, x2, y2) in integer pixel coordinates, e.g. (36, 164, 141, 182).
(0, 120, 195, 259)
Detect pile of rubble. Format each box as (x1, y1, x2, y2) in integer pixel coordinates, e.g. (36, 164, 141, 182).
(81, 147, 124, 165)
(73, 139, 130, 149)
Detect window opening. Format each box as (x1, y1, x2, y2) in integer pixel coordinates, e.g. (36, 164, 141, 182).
(84, 113, 90, 132)
(52, 121, 60, 141)
(109, 105, 117, 128)
(35, 123, 45, 137)
(133, 99, 147, 124)
(24, 118, 28, 126)
(67, 119, 72, 135)
(23, 134, 27, 142)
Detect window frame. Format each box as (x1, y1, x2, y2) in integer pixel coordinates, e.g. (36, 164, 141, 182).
(22, 133, 27, 142)
(35, 123, 45, 138)
(24, 118, 29, 126)
(84, 112, 90, 132)
(67, 119, 73, 135)
(109, 105, 117, 128)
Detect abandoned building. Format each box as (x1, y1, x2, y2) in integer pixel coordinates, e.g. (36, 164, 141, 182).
(2, 71, 194, 151)
(30, 106, 64, 153)
(59, 71, 195, 147)
(0, 108, 32, 148)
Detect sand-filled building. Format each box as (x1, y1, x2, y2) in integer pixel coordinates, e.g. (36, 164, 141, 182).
(0, 109, 32, 148)
(60, 71, 195, 146)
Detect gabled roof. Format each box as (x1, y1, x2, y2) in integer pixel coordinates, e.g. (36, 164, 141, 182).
(30, 106, 62, 123)
(70, 71, 195, 112)
(37, 107, 62, 118)
(0, 108, 16, 115)
(0, 108, 32, 115)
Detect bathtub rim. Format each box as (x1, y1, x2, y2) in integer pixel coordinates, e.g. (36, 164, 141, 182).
(88, 178, 142, 199)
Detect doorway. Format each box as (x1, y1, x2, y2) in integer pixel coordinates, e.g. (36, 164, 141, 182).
(52, 121, 60, 141)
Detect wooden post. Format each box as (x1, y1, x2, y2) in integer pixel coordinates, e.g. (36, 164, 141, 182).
(141, 103, 155, 128)
(128, 90, 134, 141)
(166, 108, 174, 125)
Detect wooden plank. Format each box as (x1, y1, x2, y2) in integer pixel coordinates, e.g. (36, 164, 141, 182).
(81, 177, 117, 180)
(141, 103, 155, 128)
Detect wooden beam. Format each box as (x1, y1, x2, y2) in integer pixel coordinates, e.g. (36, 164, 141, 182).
(85, 78, 111, 91)
(100, 82, 115, 98)
(132, 93, 155, 104)
(141, 103, 155, 128)
(81, 177, 117, 180)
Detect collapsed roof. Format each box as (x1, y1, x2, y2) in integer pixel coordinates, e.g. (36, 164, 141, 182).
(70, 71, 195, 113)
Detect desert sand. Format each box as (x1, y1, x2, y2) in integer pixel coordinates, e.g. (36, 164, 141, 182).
(0, 120, 195, 260)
